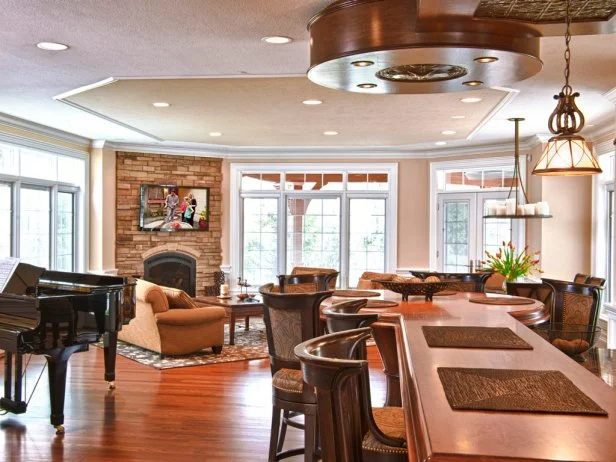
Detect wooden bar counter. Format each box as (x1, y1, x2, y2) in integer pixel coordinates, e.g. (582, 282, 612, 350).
(390, 293, 616, 462)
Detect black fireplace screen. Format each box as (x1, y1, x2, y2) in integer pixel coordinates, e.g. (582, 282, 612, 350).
(143, 253, 196, 296)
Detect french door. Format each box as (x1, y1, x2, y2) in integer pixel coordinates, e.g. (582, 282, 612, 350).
(437, 191, 522, 272)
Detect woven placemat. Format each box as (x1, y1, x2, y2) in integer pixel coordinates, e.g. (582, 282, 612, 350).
(333, 290, 380, 297)
(365, 300, 399, 308)
(438, 368, 608, 415)
(469, 296, 535, 306)
(422, 326, 532, 350)
(434, 290, 457, 296)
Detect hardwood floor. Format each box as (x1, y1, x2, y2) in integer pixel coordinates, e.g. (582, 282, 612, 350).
(1, 346, 387, 462)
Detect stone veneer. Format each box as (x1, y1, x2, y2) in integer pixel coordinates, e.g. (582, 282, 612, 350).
(116, 152, 222, 295)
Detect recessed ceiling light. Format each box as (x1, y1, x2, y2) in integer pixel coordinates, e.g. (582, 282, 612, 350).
(302, 99, 323, 105)
(36, 41, 69, 51)
(152, 102, 170, 108)
(462, 80, 483, 87)
(451, 115, 465, 119)
(474, 56, 499, 63)
(209, 132, 223, 137)
(323, 131, 339, 136)
(460, 97, 482, 103)
(435, 141, 447, 146)
(262, 36, 293, 44)
(441, 130, 457, 135)
(357, 83, 377, 89)
(351, 60, 374, 67)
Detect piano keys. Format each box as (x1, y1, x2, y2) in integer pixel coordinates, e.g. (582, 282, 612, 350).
(0, 260, 135, 434)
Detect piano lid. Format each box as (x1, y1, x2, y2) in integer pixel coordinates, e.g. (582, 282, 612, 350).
(0, 259, 46, 295)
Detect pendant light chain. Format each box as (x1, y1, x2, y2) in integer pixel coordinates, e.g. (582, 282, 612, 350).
(562, 0, 573, 96)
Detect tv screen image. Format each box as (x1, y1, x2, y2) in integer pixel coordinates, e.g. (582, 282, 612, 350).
(139, 185, 210, 231)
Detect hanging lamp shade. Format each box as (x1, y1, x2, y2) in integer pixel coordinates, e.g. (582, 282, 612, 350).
(533, 134, 602, 176)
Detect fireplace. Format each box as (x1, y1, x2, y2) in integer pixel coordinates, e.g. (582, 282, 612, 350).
(143, 253, 196, 296)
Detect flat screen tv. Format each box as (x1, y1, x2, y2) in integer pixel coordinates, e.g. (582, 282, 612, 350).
(139, 184, 210, 231)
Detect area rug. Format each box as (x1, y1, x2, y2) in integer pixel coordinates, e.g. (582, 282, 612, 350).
(99, 320, 269, 370)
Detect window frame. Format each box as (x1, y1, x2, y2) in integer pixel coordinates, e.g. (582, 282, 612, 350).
(230, 163, 398, 289)
(591, 143, 616, 318)
(0, 141, 85, 271)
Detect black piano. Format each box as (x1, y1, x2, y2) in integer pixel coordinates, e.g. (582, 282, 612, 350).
(0, 259, 136, 434)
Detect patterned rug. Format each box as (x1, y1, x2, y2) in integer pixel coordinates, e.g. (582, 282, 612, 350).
(99, 320, 269, 370)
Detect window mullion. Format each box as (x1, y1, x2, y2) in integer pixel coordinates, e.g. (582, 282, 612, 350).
(50, 185, 58, 269)
(340, 192, 349, 288)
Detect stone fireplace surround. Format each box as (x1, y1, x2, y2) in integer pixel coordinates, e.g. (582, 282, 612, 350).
(143, 249, 197, 297)
(115, 152, 223, 295)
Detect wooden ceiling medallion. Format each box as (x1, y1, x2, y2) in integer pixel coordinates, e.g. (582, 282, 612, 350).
(475, 0, 616, 23)
(307, 0, 543, 94)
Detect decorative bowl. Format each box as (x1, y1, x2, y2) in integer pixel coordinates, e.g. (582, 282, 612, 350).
(535, 323, 600, 361)
(376, 280, 459, 301)
(237, 293, 249, 301)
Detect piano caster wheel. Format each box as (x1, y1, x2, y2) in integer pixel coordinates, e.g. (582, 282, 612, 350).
(54, 425, 65, 435)
(108, 381, 116, 390)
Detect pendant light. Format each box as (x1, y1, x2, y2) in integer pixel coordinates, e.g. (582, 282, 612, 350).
(485, 118, 552, 219)
(532, 0, 602, 176)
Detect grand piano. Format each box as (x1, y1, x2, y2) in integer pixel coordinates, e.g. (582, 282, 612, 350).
(0, 258, 136, 434)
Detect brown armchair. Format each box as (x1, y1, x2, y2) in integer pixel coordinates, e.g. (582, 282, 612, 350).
(118, 279, 226, 356)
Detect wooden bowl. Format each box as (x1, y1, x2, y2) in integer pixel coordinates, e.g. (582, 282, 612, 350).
(376, 280, 459, 301)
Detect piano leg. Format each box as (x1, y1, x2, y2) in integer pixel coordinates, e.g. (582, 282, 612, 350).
(103, 331, 118, 389)
(45, 344, 87, 434)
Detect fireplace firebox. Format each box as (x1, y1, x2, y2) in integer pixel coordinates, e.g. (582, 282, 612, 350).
(143, 253, 196, 296)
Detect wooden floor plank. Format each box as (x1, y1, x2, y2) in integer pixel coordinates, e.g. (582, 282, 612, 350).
(1, 346, 386, 462)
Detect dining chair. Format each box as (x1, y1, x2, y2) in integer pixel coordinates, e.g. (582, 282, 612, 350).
(277, 272, 339, 294)
(295, 327, 408, 462)
(542, 278, 603, 340)
(410, 271, 492, 293)
(259, 283, 334, 462)
(322, 299, 379, 360)
(586, 276, 606, 287)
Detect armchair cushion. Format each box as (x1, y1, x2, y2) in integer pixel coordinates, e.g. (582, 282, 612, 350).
(161, 286, 196, 309)
(155, 306, 226, 326)
(136, 279, 169, 313)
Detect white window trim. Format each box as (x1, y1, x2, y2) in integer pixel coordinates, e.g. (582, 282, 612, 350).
(429, 156, 525, 270)
(591, 141, 616, 319)
(0, 142, 87, 272)
(230, 162, 398, 289)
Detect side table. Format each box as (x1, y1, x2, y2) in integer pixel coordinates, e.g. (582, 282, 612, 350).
(194, 295, 264, 345)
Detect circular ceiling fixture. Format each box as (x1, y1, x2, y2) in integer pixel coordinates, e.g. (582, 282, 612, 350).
(323, 131, 339, 136)
(152, 102, 170, 107)
(307, 0, 542, 94)
(376, 64, 467, 82)
(357, 83, 377, 89)
(37, 41, 69, 51)
(302, 99, 323, 105)
(262, 36, 293, 44)
(209, 132, 223, 137)
(461, 97, 482, 103)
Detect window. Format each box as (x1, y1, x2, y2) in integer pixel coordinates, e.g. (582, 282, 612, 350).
(232, 164, 397, 288)
(431, 157, 523, 271)
(0, 182, 11, 257)
(0, 141, 85, 271)
(593, 151, 615, 310)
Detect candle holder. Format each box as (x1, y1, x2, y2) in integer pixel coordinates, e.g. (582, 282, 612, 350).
(483, 118, 552, 220)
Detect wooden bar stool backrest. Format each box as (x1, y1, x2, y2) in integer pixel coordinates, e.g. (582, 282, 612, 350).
(411, 271, 492, 293)
(277, 272, 339, 294)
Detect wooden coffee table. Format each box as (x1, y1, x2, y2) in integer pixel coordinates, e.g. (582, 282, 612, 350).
(193, 295, 264, 345)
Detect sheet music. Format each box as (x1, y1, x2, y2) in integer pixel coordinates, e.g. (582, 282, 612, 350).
(0, 257, 20, 292)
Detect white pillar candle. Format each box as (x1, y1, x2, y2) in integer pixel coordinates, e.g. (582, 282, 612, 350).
(220, 284, 230, 296)
(497, 205, 507, 216)
(524, 204, 536, 215)
(517, 205, 524, 215)
(505, 198, 516, 215)
(487, 203, 498, 215)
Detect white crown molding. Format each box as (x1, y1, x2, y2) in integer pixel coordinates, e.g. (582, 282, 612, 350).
(0, 111, 91, 148)
(107, 135, 541, 160)
(466, 86, 520, 140)
(604, 86, 616, 105)
(0, 130, 88, 159)
(595, 138, 616, 156)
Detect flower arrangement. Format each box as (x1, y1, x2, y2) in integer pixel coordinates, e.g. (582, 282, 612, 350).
(482, 241, 542, 283)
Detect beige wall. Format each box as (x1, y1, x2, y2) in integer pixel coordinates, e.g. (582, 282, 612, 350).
(540, 175, 593, 279)
(89, 146, 117, 272)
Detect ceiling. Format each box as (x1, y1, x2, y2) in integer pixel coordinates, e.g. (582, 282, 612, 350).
(0, 0, 614, 150)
